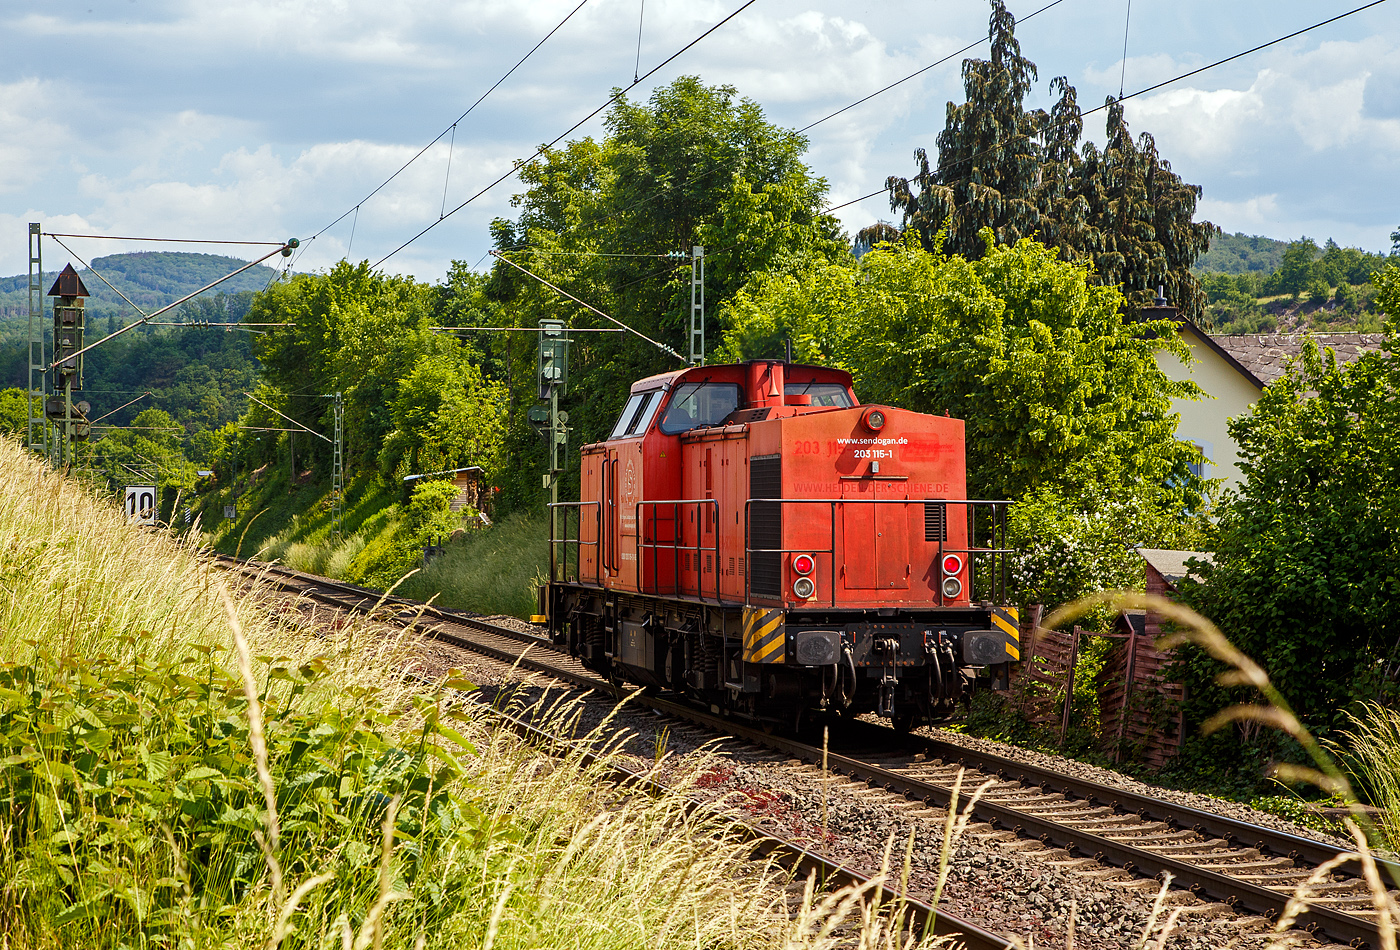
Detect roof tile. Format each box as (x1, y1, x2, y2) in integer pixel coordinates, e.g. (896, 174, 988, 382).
(1211, 333, 1386, 386)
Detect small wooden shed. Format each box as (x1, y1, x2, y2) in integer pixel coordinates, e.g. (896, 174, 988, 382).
(402, 466, 487, 515)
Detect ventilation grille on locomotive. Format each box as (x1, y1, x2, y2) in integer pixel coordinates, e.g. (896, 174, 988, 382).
(750, 455, 782, 596)
(924, 502, 948, 542)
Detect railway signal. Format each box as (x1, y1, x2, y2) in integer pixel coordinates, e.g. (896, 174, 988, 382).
(534, 320, 572, 539)
(47, 264, 92, 465)
(26, 224, 300, 481)
(537, 319, 569, 399)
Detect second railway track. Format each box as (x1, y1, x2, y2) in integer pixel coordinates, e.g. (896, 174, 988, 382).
(221, 554, 1395, 949)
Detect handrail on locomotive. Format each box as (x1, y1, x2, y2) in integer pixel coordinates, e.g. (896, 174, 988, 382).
(550, 496, 1012, 609)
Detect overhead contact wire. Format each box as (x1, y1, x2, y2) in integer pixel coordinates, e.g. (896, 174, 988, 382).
(42, 233, 284, 246)
(302, 0, 596, 250)
(373, 0, 761, 268)
(1119, 0, 1133, 98)
(822, 0, 1392, 216)
(797, 0, 1069, 134)
(518, 0, 1068, 270)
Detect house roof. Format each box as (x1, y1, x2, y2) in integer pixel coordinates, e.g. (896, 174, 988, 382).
(1174, 321, 1267, 389)
(1139, 549, 1213, 586)
(1212, 333, 1386, 387)
(402, 466, 484, 483)
(1138, 309, 1265, 389)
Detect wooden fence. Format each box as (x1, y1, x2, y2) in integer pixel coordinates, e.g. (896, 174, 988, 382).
(1010, 606, 1184, 767)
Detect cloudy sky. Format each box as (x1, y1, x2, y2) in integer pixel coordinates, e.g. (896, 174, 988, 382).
(2, 0, 1397, 282)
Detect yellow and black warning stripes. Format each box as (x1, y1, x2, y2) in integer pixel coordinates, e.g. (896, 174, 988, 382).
(991, 605, 1020, 661)
(742, 607, 785, 664)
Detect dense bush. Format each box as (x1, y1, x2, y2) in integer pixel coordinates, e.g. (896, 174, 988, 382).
(1009, 485, 1209, 625)
(1179, 272, 1400, 767)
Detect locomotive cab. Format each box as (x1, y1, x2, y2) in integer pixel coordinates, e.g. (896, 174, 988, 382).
(547, 360, 1016, 730)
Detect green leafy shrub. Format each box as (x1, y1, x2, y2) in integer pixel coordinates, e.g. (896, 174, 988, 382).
(0, 636, 492, 945)
(1008, 485, 1210, 625)
(360, 480, 461, 590)
(400, 511, 549, 618)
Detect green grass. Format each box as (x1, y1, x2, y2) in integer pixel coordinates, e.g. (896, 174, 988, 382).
(198, 463, 548, 619)
(399, 511, 550, 618)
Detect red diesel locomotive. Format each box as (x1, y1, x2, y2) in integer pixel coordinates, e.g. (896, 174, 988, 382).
(544, 359, 1019, 729)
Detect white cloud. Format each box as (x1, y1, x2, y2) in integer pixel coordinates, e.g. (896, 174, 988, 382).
(0, 79, 77, 192)
(1196, 194, 1281, 233)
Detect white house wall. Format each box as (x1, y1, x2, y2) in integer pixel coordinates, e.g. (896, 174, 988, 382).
(1154, 324, 1262, 492)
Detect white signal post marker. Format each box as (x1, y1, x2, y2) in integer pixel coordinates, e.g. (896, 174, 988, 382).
(125, 485, 157, 525)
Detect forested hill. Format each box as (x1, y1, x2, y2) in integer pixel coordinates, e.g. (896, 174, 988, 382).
(0, 251, 281, 327)
(1193, 232, 1289, 274)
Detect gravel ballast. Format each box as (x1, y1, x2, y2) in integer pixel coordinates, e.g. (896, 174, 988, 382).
(264, 591, 1351, 949)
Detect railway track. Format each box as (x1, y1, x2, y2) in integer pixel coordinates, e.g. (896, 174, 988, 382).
(220, 555, 1397, 949)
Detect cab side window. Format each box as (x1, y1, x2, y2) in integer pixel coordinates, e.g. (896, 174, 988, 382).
(608, 390, 664, 439)
(784, 381, 854, 407)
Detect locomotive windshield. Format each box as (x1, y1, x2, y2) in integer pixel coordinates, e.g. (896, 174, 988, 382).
(658, 382, 741, 434)
(608, 389, 664, 438)
(785, 381, 854, 407)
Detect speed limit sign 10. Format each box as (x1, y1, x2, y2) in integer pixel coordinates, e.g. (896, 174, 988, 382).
(125, 486, 157, 525)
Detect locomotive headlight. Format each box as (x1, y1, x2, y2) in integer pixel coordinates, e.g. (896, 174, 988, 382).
(942, 577, 963, 598)
(793, 576, 816, 599)
(862, 407, 887, 432)
(792, 553, 815, 575)
(941, 553, 963, 576)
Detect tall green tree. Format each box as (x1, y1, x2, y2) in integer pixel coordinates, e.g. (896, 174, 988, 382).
(1269, 237, 1320, 298)
(720, 232, 1202, 505)
(90, 407, 198, 497)
(1179, 339, 1400, 759)
(250, 261, 445, 474)
(889, 1, 1043, 258)
(1176, 263, 1400, 774)
(376, 349, 508, 484)
(887, 0, 1215, 324)
(475, 76, 846, 510)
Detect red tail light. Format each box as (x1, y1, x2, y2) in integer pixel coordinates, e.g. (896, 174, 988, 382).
(792, 553, 815, 575)
(941, 554, 962, 576)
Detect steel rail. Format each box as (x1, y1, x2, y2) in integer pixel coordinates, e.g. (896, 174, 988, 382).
(722, 721, 1386, 948)
(888, 723, 1399, 883)
(219, 555, 1388, 947)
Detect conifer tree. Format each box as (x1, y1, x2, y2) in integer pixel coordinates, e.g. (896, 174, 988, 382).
(886, 0, 1216, 325)
(887, 0, 1043, 258)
